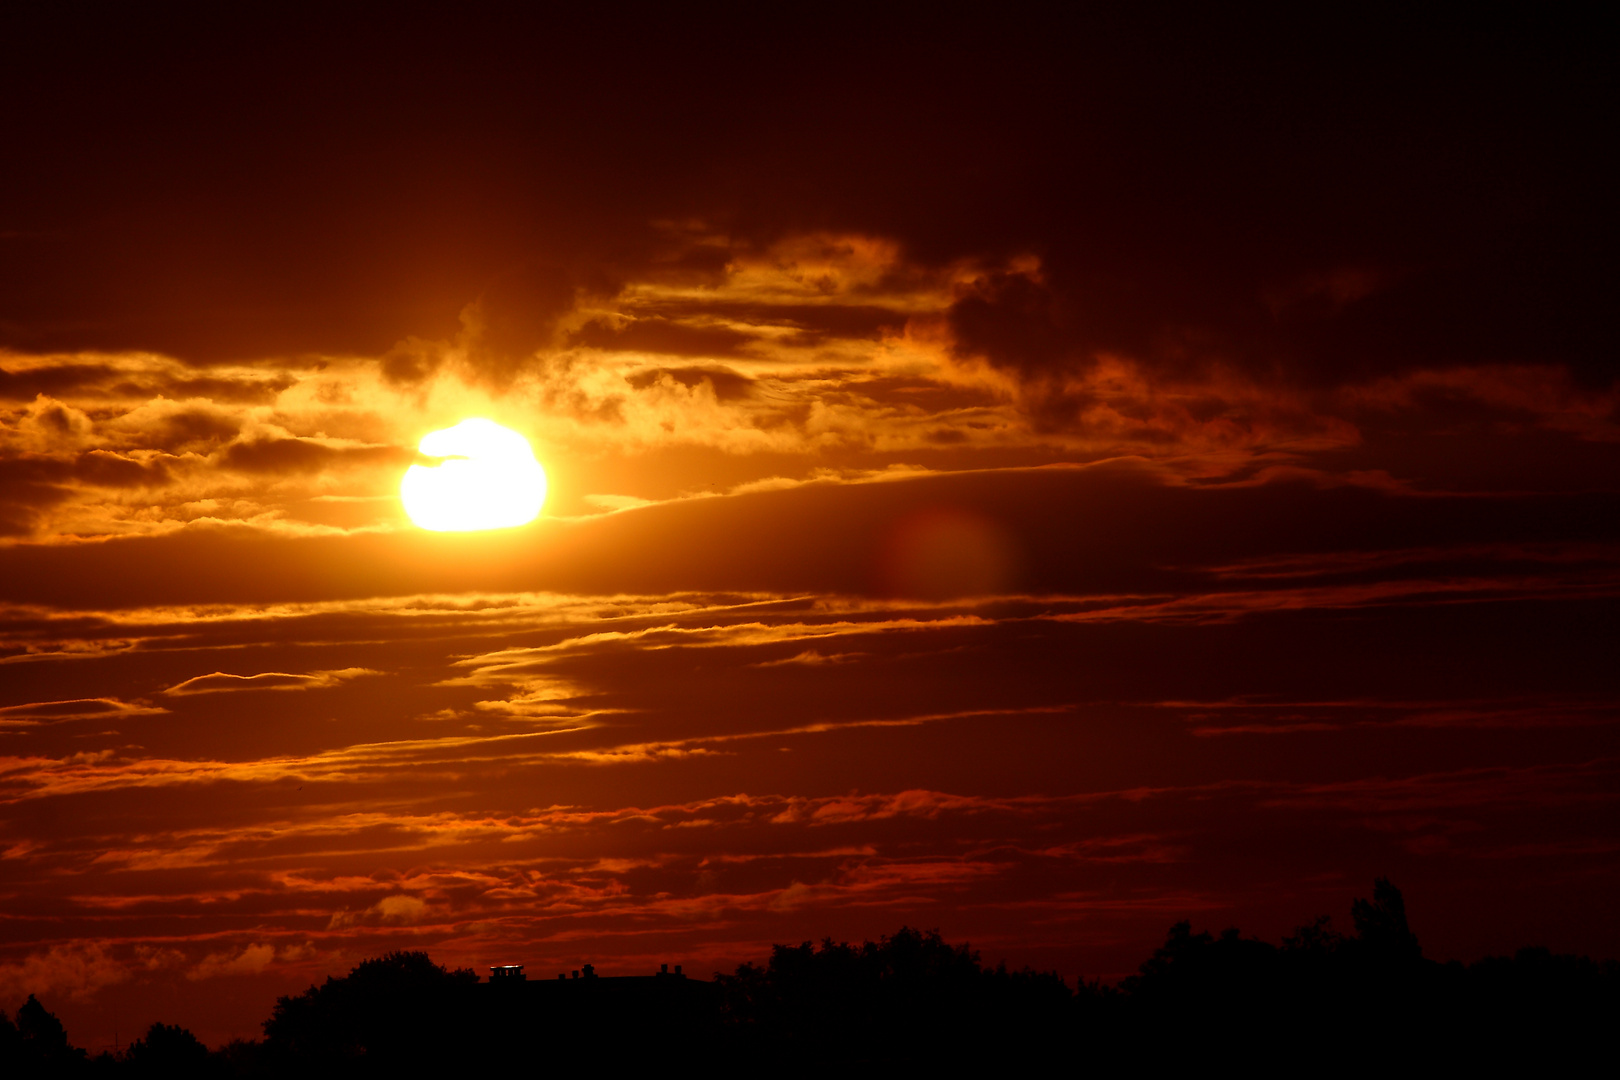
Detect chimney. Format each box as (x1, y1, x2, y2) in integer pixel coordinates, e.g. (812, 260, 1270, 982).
(571, 970, 579, 979)
(660, 963, 668, 974)
(675, 964, 683, 976)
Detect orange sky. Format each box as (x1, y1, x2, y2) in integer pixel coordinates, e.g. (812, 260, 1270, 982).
(2, 7, 1617, 1049)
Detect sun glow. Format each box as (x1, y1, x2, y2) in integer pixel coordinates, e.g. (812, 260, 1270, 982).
(400, 418, 547, 531)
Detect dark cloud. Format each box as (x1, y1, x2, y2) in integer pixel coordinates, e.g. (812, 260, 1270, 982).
(379, 338, 448, 387)
(458, 264, 580, 383)
(0, 479, 66, 536)
(0, 698, 162, 724)
(946, 270, 1080, 377)
(157, 373, 297, 403)
(72, 451, 171, 489)
(626, 366, 755, 401)
(2, 465, 1616, 608)
(219, 438, 408, 475)
(1, 361, 296, 403)
(0, 363, 119, 401)
(150, 410, 241, 453)
(569, 317, 757, 359)
(630, 301, 907, 345)
(0, 453, 171, 536)
(29, 398, 82, 435)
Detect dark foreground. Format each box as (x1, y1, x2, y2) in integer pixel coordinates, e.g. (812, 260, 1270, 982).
(5, 881, 1615, 1076)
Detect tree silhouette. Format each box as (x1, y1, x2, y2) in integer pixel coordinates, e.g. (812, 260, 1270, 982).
(1351, 876, 1423, 964)
(263, 950, 477, 1075)
(8, 993, 87, 1074)
(716, 926, 1070, 1067)
(3, 880, 1616, 1075)
(125, 1022, 211, 1078)
(1281, 913, 1346, 956)
(0, 1007, 21, 1065)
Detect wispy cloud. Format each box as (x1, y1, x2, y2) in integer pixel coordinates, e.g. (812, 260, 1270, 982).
(163, 668, 381, 696)
(0, 698, 166, 727)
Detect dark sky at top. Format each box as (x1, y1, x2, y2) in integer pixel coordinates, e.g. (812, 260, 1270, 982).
(4, 7, 1612, 377)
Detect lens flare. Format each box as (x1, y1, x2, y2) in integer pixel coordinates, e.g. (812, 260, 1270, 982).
(400, 418, 547, 531)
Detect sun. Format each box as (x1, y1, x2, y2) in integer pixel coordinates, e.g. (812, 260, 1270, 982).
(400, 418, 547, 531)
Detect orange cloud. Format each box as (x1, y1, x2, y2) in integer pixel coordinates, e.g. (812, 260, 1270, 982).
(0, 698, 165, 726)
(328, 895, 430, 930)
(185, 943, 276, 981)
(163, 668, 381, 696)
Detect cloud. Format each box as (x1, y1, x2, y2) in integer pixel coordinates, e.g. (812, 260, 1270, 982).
(4, 234, 1616, 550)
(218, 437, 408, 475)
(768, 789, 1008, 825)
(1260, 760, 1620, 816)
(374, 894, 428, 923)
(0, 362, 121, 401)
(750, 650, 865, 667)
(1339, 364, 1620, 442)
(0, 698, 166, 727)
(0, 942, 128, 1001)
(1153, 695, 1620, 737)
(163, 668, 380, 696)
(186, 943, 276, 980)
(569, 317, 759, 358)
(328, 894, 430, 929)
(624, 365, 755, 401)
(146, 408, 242, 453)
(5, 457, 1614, 613)
(0, 356, 296, 405)
(946, 268, 1080, 380)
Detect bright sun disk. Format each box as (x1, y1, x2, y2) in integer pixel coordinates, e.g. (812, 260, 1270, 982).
(400, 418, 547, 531)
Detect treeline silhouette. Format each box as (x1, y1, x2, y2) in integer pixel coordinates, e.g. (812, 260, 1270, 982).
(4, 880, 1615, 1076)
